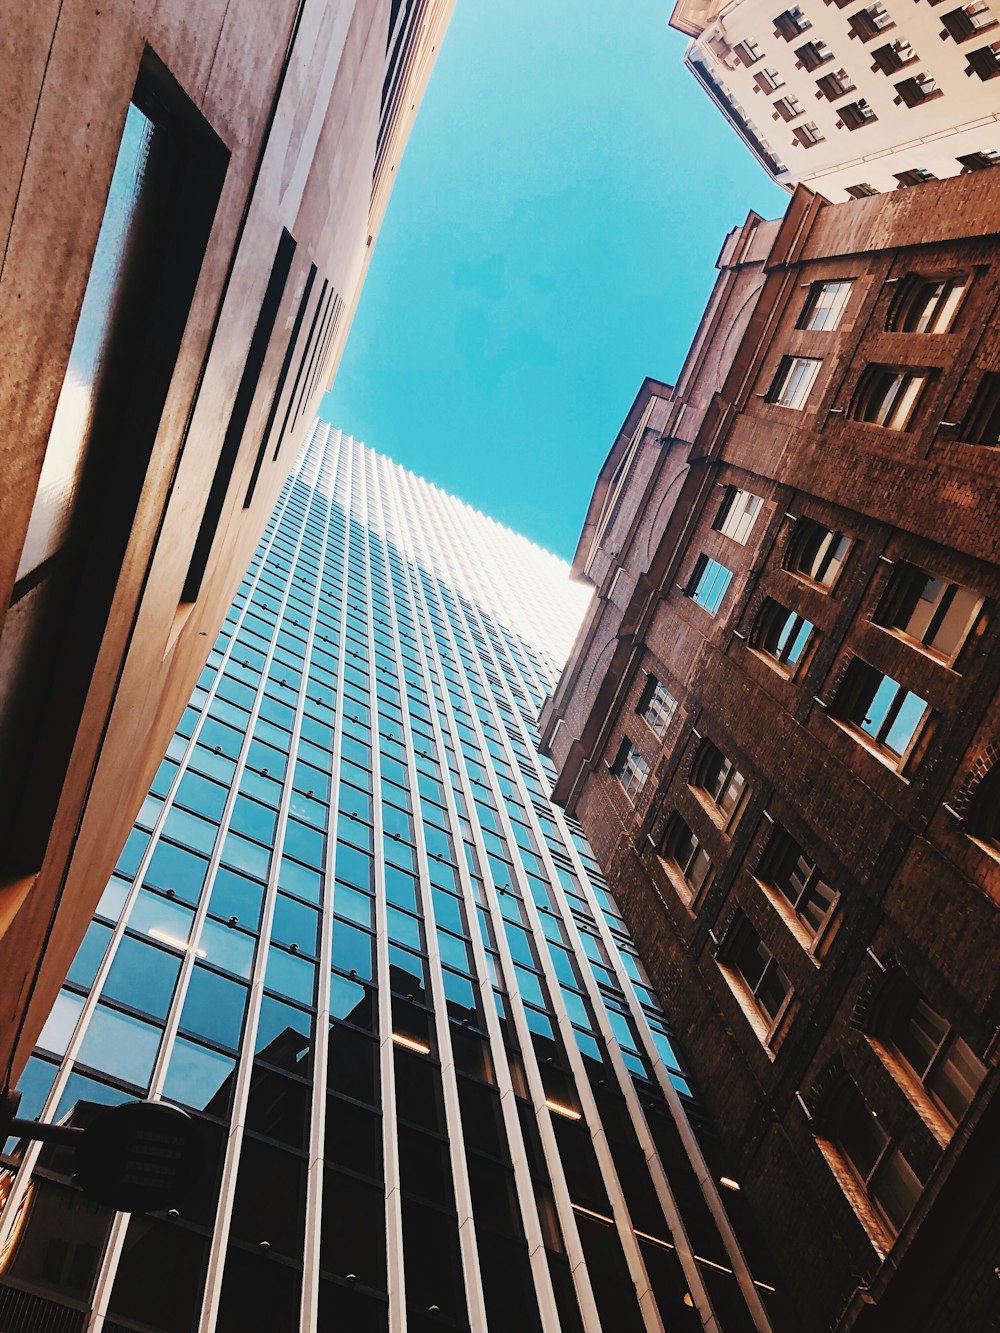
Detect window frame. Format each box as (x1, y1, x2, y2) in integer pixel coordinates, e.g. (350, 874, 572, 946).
(873, 562, 983, 665)
(719, 916, 794, 1046)
(756, 825, 839, 943)
(686, 555, 734, 616)
(691, 741, 749, 832)
(831, 658, 930, 765)
(660, 815, 715, 904)
(797, 280, 854, 332)
(713, 486, 764, 545)
(849, 364, 929, 430)
(637, 675, 678, 740)
(887, 273, 970, 333)
(785, 518, 852, 590)
(765, 355, 823, 409)
(751, 599, 816, 675)
(610, 738, 650, 803)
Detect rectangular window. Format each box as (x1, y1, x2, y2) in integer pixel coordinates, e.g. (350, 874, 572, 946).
(850, 366, 927, 429)
(874, 564, 982, 661)
(734, 38, 765, 64)
(637, 676, 678, 739)
(849, 2, 895, 39)
(895, 74, 941, 106)
(833, 660, 930, 759)
(754, 66, 785, 90)
(894, 168, 935, 187)
(610, 739, 650, 801)
(798, 280, 853, 331)
(723, 917, 792, 1041)
(774, 6, 812, 38)
(687, 556, 734, 615)
(759, 827, 838, 937)
(845, 182, 879, 198)
(871, 38, 917, 72)
(796, 38, 833, 68)
(714, 486, 764, 544)
(753, 600, 814, 670)
(766, 355, 822, 408)
(817, 69, 856, 99)
(774, 95, 804, 120)
(840, 98, 878, 130)
(661, 817, 714, 900)
(793, 122, 825, 146)
(959, 373, 1000, 446)
(965, 39, 1000, 77)
(957, 150, 1000, 171)
(941, 1, 998, 40)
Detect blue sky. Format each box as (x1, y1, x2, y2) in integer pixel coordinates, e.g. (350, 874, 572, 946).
(321, 0, 787, 560)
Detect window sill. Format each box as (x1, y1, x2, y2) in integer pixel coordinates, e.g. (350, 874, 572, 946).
(829, 718, 915, 780)
(756, 879, 833, 964)
(717, 966, 790, 1056)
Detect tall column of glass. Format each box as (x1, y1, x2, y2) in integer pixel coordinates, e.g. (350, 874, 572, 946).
(0, 423, 782, 1333)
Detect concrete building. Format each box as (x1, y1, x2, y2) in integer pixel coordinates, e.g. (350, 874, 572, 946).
(541, 174, 1000, 1329)
(671, 0, 1000, 200)
(0, 0, 452, 1105)
(0, 424, 783, 1333)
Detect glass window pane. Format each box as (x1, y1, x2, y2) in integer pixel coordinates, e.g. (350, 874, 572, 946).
(179, 969, 248, 1051)
(102, 936, 181, 1019)
(76, 1004, 161, 1089)
(145, 841, 209, 904)
(200, 919, 255, 979)
(162, 1037, 237, 1114)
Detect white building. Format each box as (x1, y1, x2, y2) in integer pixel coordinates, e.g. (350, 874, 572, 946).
(671, 0, 1000, 200)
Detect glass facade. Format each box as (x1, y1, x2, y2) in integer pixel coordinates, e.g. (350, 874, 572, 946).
(0, 424, 779, 1332)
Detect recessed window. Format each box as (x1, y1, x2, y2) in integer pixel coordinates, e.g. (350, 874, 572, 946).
(775, 95, 805, 120)
(798, 280, 854, 331)
(895, 72, 942, 105)
(796, 38, 834, 67)
(637, 676, 678, 739)
(845, 182, 879, 198)
(942, 0, 998, 37)
(758, 826, 838, 937)
(885, 992, 987, 1127)
(774, 6, 812, 38)
(766, 355, 822, 408)
(957, 149, 1000, 171)
(826, 1081, 922, 1235)
(849, 2, 895, 39)
(661, 817, 714, 900)
(687, 556, 734, 615)
(692, 742, 748, 828)
(611, 738, 650, 802)
(840, 98, 878, 129)
(832, 659, 930, 760)
(793, 121, 825, 146)
(850, 365, 928, 429)
(959, 372, 1000, 446)
(752, 600, 815, 671)
(894, 167, 935, 187)
(714, 486, 764, 544)
(888, 274, 968, 333)
(734, 38, 765, 64)
(968, 765, 1000, 852)
(722, 916, 793, 1042)
(871, 38, 917, 72)
(817, 68, 857, 98)
(874, 562, 982, 661)
(965, 38, 1000, 76)
(785, 518, 852, 588)
(755, 66, 786, 89)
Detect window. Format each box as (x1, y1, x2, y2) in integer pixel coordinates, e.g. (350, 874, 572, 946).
(875, 563, 982, 661)
(884, 992, 987, 1126)
(840, 98, 878, 129)
(722, 917, 792, 1041)
(832, 659, 930, 759)
(965, 39, 1000, 76)
(849, 2, 895, 38)
(785, 519, 852, 588)
(889, 274, 968, 333)
(796, 38, 834, 67)
(774, 95, 804, 120)
(734, 38, 764, 64)
(793, 121, 825, 146)
(798, 280, 854, 331)
(959, 372, 1000, 446)
(957, 149, 1000, 171)
(637, 676, 678, 739)
(687, 556, 734, 614)
(895, 73, 941, 105)
(850, 365, 928, 429)
(661, 818, 714, 900)
(752, 600, 815, 670)
(871, 38, 917, 72)
(942, 0, 998, 37)
(766, 356, 822, 408)
(774, 6, 812, 38)
(845, 182, 879, 198)
(759, 827, 837, 936)
(817, 68, 856, 98)
(826, 1081, 922, 1235)
(968, 765, 1000, 851)
(894, 167, 935, 187)
(754, 66, 785, 89)
(692, 742, 748, 827)
(611, 739, 650, 801)
(714, 486, 764, 543)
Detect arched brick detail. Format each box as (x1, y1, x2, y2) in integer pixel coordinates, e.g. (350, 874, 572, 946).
(741, 587, 771, 640)
(849, 949, 903, 1033)
(824, 649, 855, 706)
(744, 817, 774, 878)
(802, 1052, 848, 1125)
(950, 745, 1000, 822)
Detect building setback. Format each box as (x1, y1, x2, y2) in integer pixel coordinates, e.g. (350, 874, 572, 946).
(671, 0, 1000, 200)
(0, 0, 452, 1099)
(541, 174, 1000, 1330)
(0, 426, 783, 1333)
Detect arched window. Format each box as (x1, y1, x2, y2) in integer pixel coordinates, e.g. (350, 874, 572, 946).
(752, 599, 814, 672)
(968, 764, 1000, 853)
(825, 1079, 922, 1237)
(878, 986, 987, 1128)
(850, 364, 928, 430)
(691, 741, 748, 829)
(887, 273, 969, 334)
(660, 816, 714, 901)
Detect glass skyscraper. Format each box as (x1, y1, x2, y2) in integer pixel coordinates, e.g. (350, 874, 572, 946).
(0, 424, 780, 1333)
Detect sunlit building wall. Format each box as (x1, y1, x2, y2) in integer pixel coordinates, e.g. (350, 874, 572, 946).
(0, 425, 781, 1333)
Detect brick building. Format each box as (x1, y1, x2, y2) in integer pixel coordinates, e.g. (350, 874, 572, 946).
(540, 174, 1000, 1329)
(0, 0, 453, 1102)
